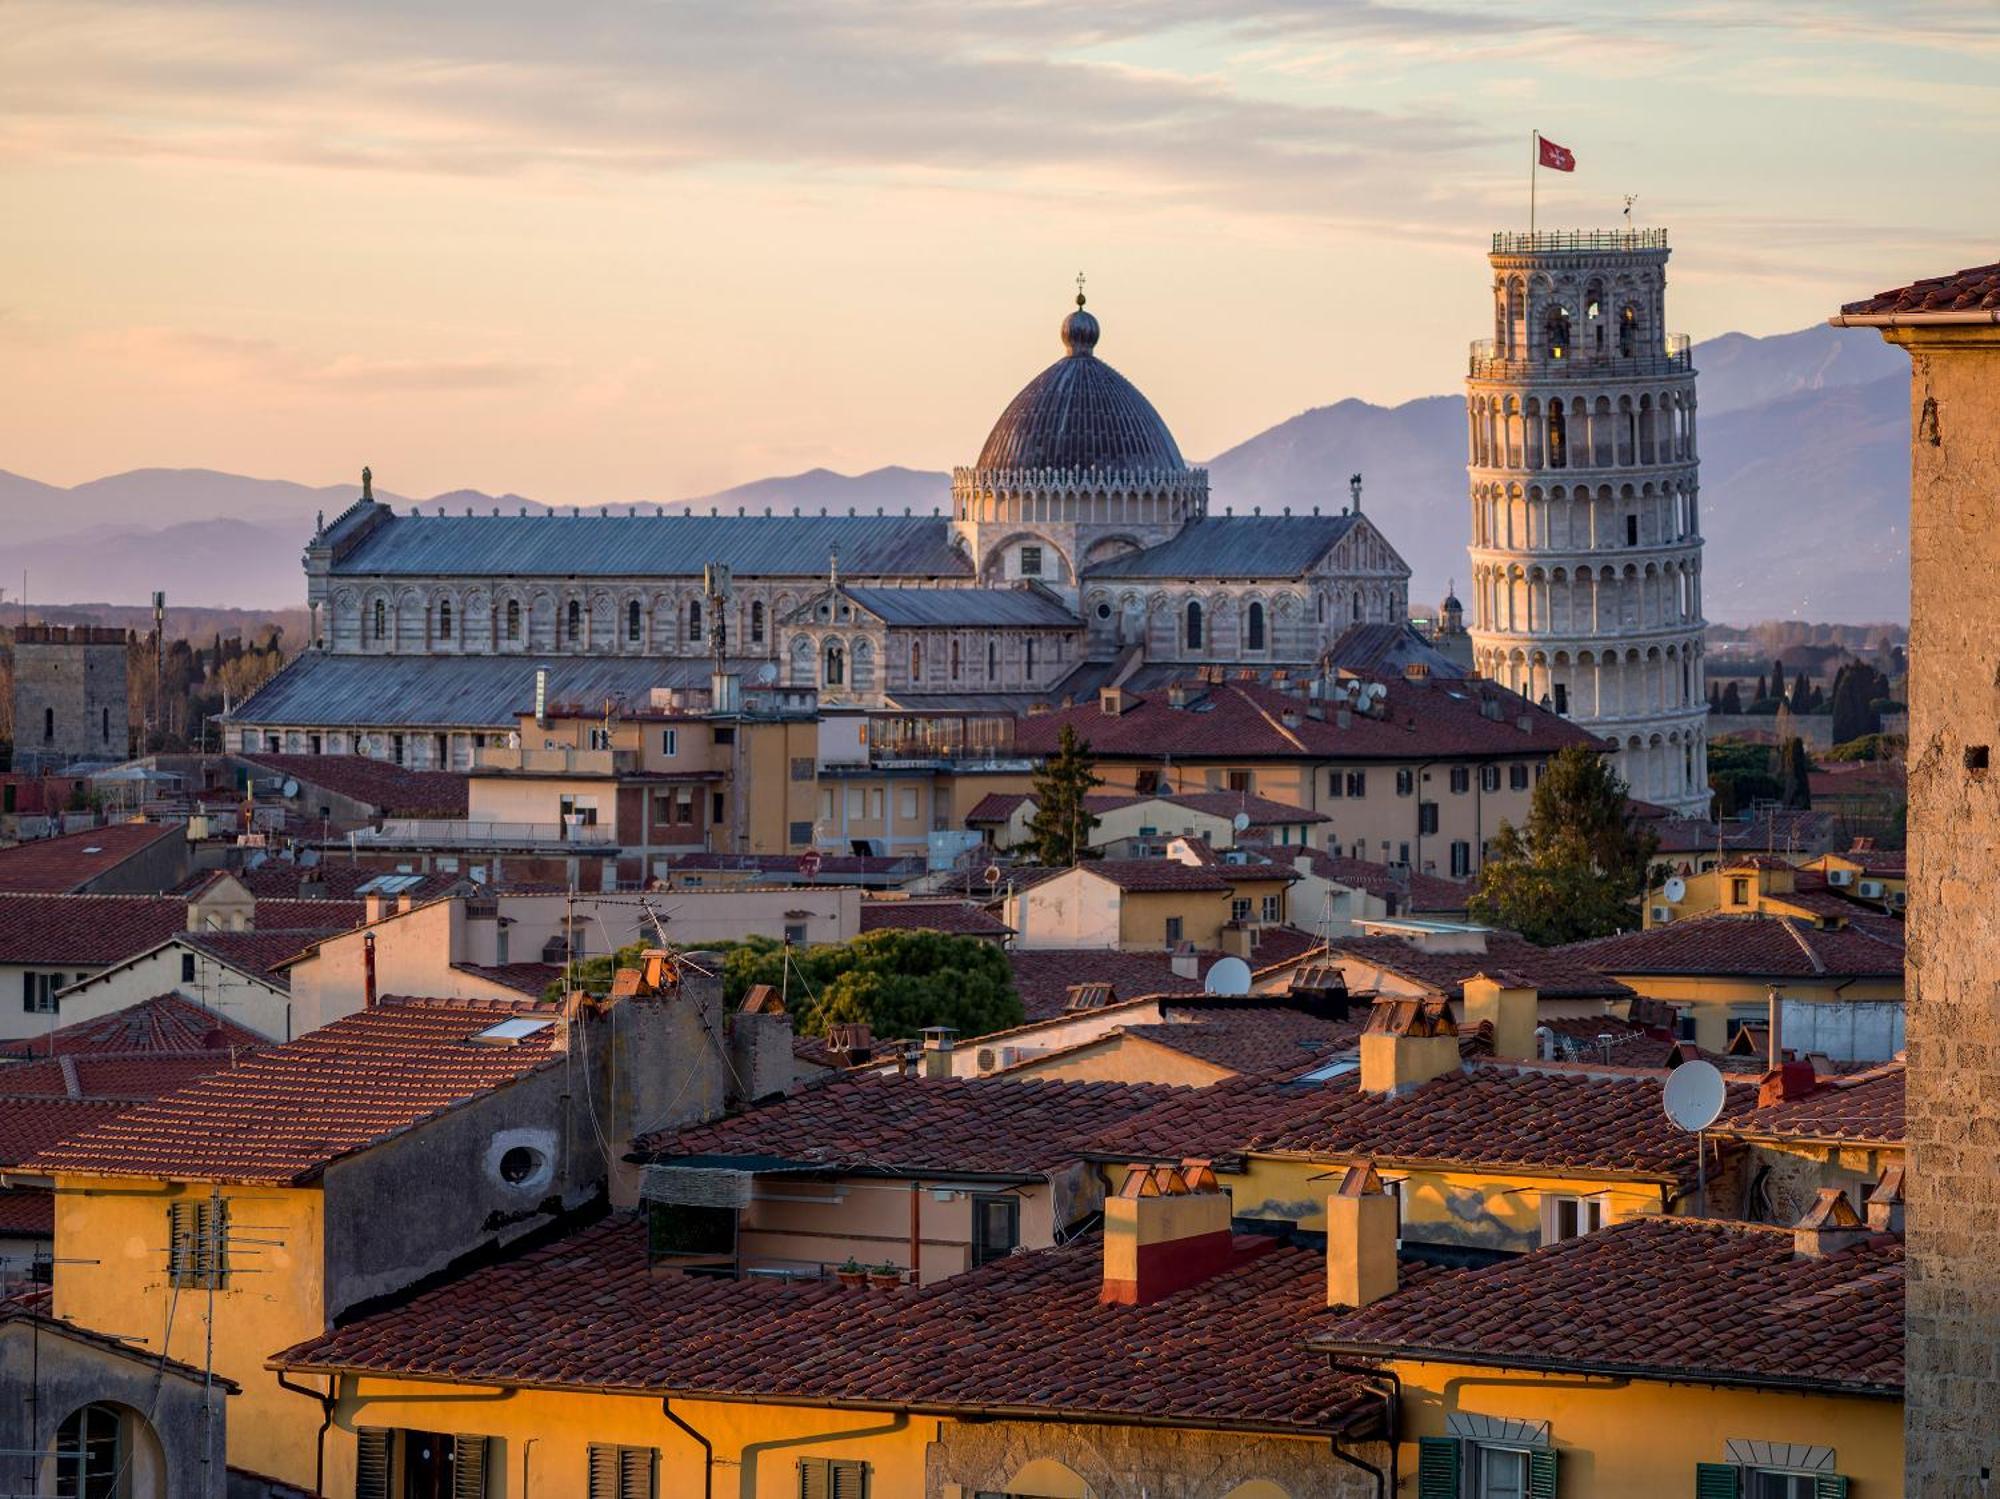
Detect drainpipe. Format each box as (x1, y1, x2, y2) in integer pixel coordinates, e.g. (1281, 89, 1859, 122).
(275, 1371, 336, 1499)
(1326, 1358, 1402, 1497)
(363, 931, 377, 1009)
(662, 1398, 713, 1499)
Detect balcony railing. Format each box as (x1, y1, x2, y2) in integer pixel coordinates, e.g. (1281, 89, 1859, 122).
(472, 746, 636, 775)
(1469, 334, 1692, 380)
(353, 818, 618, 848)
(1491, 228, 1668, 254)
(868, 714, 1020, 764)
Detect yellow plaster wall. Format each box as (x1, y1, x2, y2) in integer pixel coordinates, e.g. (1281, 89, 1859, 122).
(731, 1178, 1056, 1286)
(1117, 888, 1230, 950)
(1384, 1359, 1902, 1497)
(1606, 973, 1905, 1052)
(52, 1176, 329, 1489)
(1001, 1034, 1234, 1088)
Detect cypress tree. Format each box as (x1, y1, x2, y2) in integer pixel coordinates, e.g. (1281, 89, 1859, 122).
(1027, 724, 1104, 866)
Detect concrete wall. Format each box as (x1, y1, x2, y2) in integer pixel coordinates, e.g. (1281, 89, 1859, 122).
(1016, 870, 1122, 949)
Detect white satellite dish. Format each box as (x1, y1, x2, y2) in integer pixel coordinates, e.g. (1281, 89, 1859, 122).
(281, 779, 300, 799)
(1204, 955, 1253, 997)
(755, 662, 779, 685)
(982, 864, 1002, 887)
(1231, 811, 1252, 832)
(1662, 1059, 1726, 1133)
(1662, 875, 1687, 903)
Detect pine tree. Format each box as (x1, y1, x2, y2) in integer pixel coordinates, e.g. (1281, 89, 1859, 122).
(1027, 724, 1104, 866)
(1790, 667, 1813, 712)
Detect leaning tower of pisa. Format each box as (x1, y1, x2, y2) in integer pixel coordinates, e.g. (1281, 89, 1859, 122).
(1464, 228, 1709, 815)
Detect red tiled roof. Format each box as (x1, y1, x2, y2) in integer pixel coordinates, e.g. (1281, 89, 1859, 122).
(1320, 1215, 1902, 1396)
(1160, 792, 1329, 826)
(1016, 676, 1599, 763)
(858, 900, 1014, 936)
(169, 864, 460, 902)
(966, 793, 1031, 824)
(1324, 933, 1636, 1002)
(0, 823, 181, 894)
(0, 994, 265, 1059)
(451, 961, 564, 997)
(1079, 859, 1235, 892)
(1284, 850, 1472, 912)
(1119, 1008, 1361, 1078)
(0, 1097, 129, 1168)
(1006, 950, 1210, 1020)
(645, 1073, 1187, 1176)
(0, 1294, 239, 1389)
(243, 754, 469, 818)
(274, 1213, 1385, 1434)
(0, 1187, 53, 1236)
(183, 925, 361, 988)
(25, 1000, 563, 1184)
(1090, 1062, 1744, 1188)
(0, 1051, 256, 1102)
(0, 894, 363, 967)
(1841, 261, 2000, 319)
(1717, 1064, 1905, 1148)
(1563, 912, 1904, 981)
(1248, 925, 1325, 972)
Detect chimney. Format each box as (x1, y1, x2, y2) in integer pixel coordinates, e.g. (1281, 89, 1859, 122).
(1099, 687, 1127, 717)
(1359, 997, 1460, 1096)
(363, 892, 387, 925)
(898, 1043, 923, 1079)
(1167, 685, 1188, 709)
(731, 985, 796, 1102)
(362, 931, 377, 1009)
(1793, 1187, 1870, 1258)
(1865, 1166, 1905, 1235)
(396, 892, 416, 915)
(921, 1025, 958, 1080)
(1326, 1163, 1399, 1309)
(1100, 1161, 1241, 1306)
(1169, 948, 1201, 980)
(1461, 973, 1538, 1061)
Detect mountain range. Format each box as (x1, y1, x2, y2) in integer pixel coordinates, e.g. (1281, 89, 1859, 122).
(0, 324, 1910, 622)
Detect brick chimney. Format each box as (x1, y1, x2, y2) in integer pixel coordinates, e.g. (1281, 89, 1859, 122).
(1865, 1166, 1906, 1235)
(921, 1025, 958, 1080)
(1100, 1160, 1239, 1306)
(1326, 1162, 1399, 1309)
(1461, 973, 1537, 1060)
(1794, 1187, 1870, 1258)
(1359, 997, 1460, 1096)
(731, 984, 795, 1102)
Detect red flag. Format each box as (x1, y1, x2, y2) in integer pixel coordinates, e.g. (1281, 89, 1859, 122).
(1538, 136, 1576, 172)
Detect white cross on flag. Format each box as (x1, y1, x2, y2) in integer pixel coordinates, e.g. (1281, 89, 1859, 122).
(1538, 136, 1576, 172)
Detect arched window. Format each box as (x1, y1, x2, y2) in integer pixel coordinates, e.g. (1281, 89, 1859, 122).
(1247, 601, 1266, 652)
(372, 599, 387, 640)
(505, 599, 521, 640)
(910, 642, 922, 680)
(951, 639, 962, 680)
(1185, 600, 1204, 650)
(987, 640, 997, 680)
(54, 1403, 158, 1499)
(437, 598, 452, 639)
(626, 600, 641, 642)
(750, 601, 766, 644)
(1547, 403, 1567, 469)
(823, 641, 844, 686)
(566, 599, 581, 642)
(1352, 592, 1362, 622)
(1545, 302, 1571, 359)
(688, 600, 703, 644)
(1619, 303, 1638, 358)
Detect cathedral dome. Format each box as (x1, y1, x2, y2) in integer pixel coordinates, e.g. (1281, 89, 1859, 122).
(975, 298, 1187, 473)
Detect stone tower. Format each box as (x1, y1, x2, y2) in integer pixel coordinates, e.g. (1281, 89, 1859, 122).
(10, 625, 131, 773)
(1463, 228, 1708, 814)
(1834, 263, 2000, 1496)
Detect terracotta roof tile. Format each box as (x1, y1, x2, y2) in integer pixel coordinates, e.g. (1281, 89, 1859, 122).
(1007, 950, 1209, 1021)
(0, 1051, 257, 1102)
(0, 893, 363, 967)
(168, 864, 460, 902)
(243, 754, 469, 818)
(1841, 261, 2000, 318)
(0, 994, 265, 1059)
(0, 824, 182, 894)
(275, 1214, 1385, 1433)
(1320, 1215, 1902, 1395)
(0, 1187, 53, 1236)
(451, 961, 565, 996)
(1717, 1064, 1904, 1148)
(1324, 933, 1635, 1002)
(1120, 1008, 1361, 1077)
(1078, 859, 1237, 892)
(25, 1000, 562, 1184)
(858, 900, 1014, 936)
(1562, 912, 1904, 981)
(1284, 851, 1472, 912)
(0, 1097, 130, 1168)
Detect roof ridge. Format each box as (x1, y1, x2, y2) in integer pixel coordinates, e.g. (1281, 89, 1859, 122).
(1778, 916, 1828, 975)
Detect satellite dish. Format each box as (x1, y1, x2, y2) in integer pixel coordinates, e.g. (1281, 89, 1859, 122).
(1204, 956, 1253, 997)
(1662, 876, 1686, 903)
(755, 662, 779, 685)
(281, 779, 300, 799)
(982, 863, 1003, 884)
(1232, 811, 1252, 832)
(1662, 1059, 1726, 1133)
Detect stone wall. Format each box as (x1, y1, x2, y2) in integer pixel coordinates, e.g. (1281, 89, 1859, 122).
(927, 1418, 1384, 1498)
(1891, 324, 2000, 1495)
(10, 631, 130, 772)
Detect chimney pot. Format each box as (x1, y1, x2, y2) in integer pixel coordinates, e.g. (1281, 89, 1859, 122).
(1326, 1162, 1399, 1309)
(1100, 1162, 1240, 1305)
(1794, 1188, 1870, 1258)
(1358, 997, 1460, 1095)
(1865, 1166, 1905, 1235)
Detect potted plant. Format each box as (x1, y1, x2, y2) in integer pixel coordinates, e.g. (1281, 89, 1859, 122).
(868, 1262, 903, 1290)
(834, 1257, 866, 1289)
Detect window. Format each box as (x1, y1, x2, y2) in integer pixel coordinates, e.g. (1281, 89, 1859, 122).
(712, 725, 735, 746)
(1451, 840, 1472, 878)
(21, 972, 59, 1014)
(627, 600, 642, 642)
(950, 639, 962, 680)
(688, 599, 703, 643)
(823, 643, 845, 686)
(438, 599, 453, 639)
(181, 952, 197, 984)
(910, 641, 922, 680)
(1480, 764, 1500, 793)
(796, 1458, 869, 1499)
(101, 706, 111, 744)
(1231, 898, 1252, 922)
(1185, 600, 1203, 650)
(712, 792, 726, 823)
(1695, 1465, 1848, 1499)
(1626, 514, 1640, 546)
(987, 641, 997, 680)
(1552, 682, 1568, 716)
(505, 599, 521, 640)
(1418, 801, 1439, 835)
(1396, 769, 1415, 797)
(1416, 1437, 1557, 1499)
(588, 727, 613, 751)
(168, 1197, 228, 1287)
(662, 729, 678, 757)
(1541, 1193, 1606, 1245)
(1730, 877, 1751, 905)
(1164, 917, 1184, 945)
(354, 1428, 489, 1499)
(1509, 764, 1530, 791)
(1019, 544, 1043, 577)
(1025, 639, 1036, 676)
(560, 795, 599, 826)
(1327, 771, 1344, 799)
(567, 599, 582, 642)
(1226, 770, 1253, 793)
(1134, 770, 1162, 796)
(1398, 841, 1411, 865)
(1261, 894, 1280, 922)
(896, 786, 919, 821)
(788, 821, 813, 847)
(784, 921, 809, 945)
(1449, 766, 1470, 794)
(1247, 600, 1266, 651)
(587, 1446, 658, 1499)
(791, 757, 814, 782)
(53, 1405, 124, 1499)
(372, 599, 387, 640)
(750, 600, 766, 644)
(1346, 771, 1367, 798)
(971, 1193, 1020, 1265)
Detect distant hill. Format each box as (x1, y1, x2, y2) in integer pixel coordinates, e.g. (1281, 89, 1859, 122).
(2, 326, 1912, 621)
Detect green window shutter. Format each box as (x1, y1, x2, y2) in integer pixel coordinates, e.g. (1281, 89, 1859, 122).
(798, 1458, 830, 1499)
(1528, 1448, 1559, 1499)
(1695, 1463, 1741, 1499)
(620, 1446, 657, 1499)
(829, 1461, 869, 1499)
(355, 1429, 390, 1499)
(452, 1435, 488, 1499)
(1417, 1437, 1461, 1499)
(587, 1445, 620, 1499)
(1814, 1478, 1849, 1499)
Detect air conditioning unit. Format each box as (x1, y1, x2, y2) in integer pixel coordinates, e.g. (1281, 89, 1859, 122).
(1828, 868, 1854, 886)
(1858, 880, 1884, 898)
(1650, 906, 1671, 923)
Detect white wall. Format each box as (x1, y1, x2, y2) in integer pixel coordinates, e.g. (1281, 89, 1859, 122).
(44, 943, 297, 1043)
(1014, 870, 1121, 950)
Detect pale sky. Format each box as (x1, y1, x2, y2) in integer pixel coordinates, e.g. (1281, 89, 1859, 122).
(1, 0, 1993, 501)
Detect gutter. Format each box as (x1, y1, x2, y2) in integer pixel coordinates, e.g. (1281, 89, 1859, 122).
(1829, 310, 2000, 328)
(1311, 1342, 1899, 1401)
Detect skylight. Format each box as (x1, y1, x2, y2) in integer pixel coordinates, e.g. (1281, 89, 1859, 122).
(470, 1017, 555, 1045)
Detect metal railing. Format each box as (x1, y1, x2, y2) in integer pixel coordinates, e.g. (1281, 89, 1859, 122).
(1468, 333, 1692, 380)
(1491, 228, 1668, 254)
(353, 818, 618, 847)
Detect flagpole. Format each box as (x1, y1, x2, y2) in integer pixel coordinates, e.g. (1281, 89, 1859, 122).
(1530, 129, 1538, 235)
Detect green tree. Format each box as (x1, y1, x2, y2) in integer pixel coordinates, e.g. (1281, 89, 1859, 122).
(1720, 681, 1743, 715)
(1789, 668, 1813, 713)
(1829, 663, 1889, 744)
(1778, 736, 1814, 809)
(1026, 724, 1103, 865)
(1754, 673, 1767, 704)
(1468, 745, 1661, 945)
(1708, 738, 1784, 816)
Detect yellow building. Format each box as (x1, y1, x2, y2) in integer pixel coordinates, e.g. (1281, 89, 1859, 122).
(1316, 1174, 1904, 1497)
(1712, 1063, 1905, 1226)
(1798, 844, 1906, 910)
(1644, 854, 1893, 929)
(1010, 855, 1295, 954)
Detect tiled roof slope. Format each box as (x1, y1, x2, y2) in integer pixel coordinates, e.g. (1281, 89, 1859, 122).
(0, 823, 181, 893)
(452, 962, 564, 997)
(1015, 676, 1598, 762)
(1286, 851, 1472, 912)
(644, 1074, 1186, 1176)
(858, 900, 1013, 936)
(1119, 1009, 1361, 1077)
(1325, 933, 1635, 1001)
(1717, 1065, 1905, 1148)
(276, 1215, 1383, 1434)
(1320, 1215, 1902, 1396)
(1089, 1064, 1746, 1188)
(1561, 912, 1904, 980)
(26, 1000, 563, 1184)
(0, 894, 364, 966)
(168, 864, 460, 902)
(0, 1187, 53, 1236)
(1006, 950, 1209, 1021)
(0, 1052, 255, 1102)
(1082, 859, 1237, 892)
(0, 1097, 130, 1168)
(0, 994, 265, 1058)
(243, 754, 469, 818)
(1841, 261, 2000, 318)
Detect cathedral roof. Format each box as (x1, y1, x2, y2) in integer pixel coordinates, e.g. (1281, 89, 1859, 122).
(1081, 514, 1370, 580)
(974, 299, 1188, 475)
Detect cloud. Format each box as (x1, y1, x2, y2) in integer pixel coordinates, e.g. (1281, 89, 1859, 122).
(77, 325, 548, 392)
